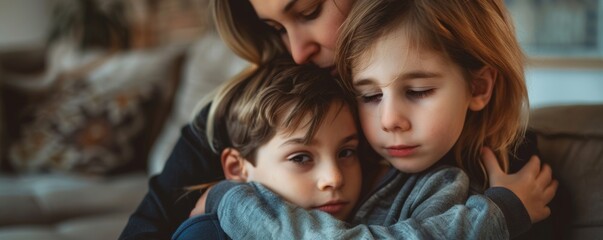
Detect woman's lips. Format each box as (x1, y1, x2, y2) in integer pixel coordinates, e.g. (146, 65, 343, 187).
(386, 145, 418, 157)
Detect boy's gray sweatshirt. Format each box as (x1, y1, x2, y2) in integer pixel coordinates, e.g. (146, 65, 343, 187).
(206, 165, 530, 239)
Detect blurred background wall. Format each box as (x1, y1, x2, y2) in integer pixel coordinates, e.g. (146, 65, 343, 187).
(4, 0, 598, 109)
(0, 0, 53, 49)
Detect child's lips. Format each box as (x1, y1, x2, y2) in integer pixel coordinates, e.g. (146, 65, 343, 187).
(314, 201, 348, 214)
(385, 145, 418, 157)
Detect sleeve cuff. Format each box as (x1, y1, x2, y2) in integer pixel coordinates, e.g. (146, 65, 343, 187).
(485, 187, 532, 238)
(205, 181, 243, 213)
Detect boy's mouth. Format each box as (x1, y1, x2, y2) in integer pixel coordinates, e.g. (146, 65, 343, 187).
(314, 200, 348, 214)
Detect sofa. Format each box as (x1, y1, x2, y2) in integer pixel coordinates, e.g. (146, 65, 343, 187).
(528, 104, 603, 239)
(0, 31, 246, 240)
(0, 36, 601, 240)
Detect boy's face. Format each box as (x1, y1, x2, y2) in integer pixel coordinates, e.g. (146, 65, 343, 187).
(352, 25, 473, 173)
(245, 102, 362, 220)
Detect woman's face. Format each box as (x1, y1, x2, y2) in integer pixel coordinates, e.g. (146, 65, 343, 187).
(249, 0, 353, 72)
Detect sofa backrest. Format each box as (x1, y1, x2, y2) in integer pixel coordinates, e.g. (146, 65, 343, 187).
(529, 104, 603, 239)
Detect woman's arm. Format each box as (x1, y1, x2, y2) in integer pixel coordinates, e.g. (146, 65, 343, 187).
(205, 166, 522, 239)
(119, 103, 225, 240)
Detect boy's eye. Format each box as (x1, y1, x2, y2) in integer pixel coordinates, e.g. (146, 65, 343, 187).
(288, 153, 312, 165)
(299, 3, 322, 20)
(406, 89, 434, 99)
(360, 93, 382, 103)
(338, 148, 357, 159)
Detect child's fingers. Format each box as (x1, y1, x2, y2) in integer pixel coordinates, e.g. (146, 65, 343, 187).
(544, 179, 559, 203)
(481, 147, 504, 177)
(539, 206, 552, 222)
(519, 155, 541, 177)
(536, 163, 553, 188)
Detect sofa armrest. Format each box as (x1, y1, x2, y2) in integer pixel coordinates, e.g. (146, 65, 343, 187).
(0, 172, 147, 226)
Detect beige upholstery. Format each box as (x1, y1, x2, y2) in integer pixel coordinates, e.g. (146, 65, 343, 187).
(0, 173, 146, 240)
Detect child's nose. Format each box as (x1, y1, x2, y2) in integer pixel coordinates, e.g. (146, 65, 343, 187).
(317, 163, 344, 191)
(380, 98, 411, 132)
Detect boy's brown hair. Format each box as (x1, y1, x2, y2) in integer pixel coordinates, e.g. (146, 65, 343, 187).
(207, 56, 358, 164)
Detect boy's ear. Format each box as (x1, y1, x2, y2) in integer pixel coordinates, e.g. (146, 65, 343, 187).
(469, 66, 497, 111)
(221, 148, 248, 181)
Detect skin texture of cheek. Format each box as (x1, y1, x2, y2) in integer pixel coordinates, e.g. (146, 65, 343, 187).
(251, 167, 313, 209)
(358, 106, 379, 149)
(425, 101, 468, 155)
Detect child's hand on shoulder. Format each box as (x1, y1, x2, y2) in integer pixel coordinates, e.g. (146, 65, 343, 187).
(481, 147, 558, 223)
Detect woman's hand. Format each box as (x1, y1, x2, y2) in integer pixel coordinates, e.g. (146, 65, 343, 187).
(481, 147, 558, 223)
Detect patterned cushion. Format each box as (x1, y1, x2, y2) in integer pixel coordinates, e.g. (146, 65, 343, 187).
(5, 44, 182, 174)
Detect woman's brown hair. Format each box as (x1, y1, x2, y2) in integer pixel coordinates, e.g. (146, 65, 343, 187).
(210, 0, 288, 65)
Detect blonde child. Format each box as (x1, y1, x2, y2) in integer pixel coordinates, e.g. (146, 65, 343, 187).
(198, 0, 557, 239)
(172, 56, 365, 239)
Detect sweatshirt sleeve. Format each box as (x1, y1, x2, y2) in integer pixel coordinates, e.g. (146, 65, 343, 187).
(215, 167, 511, 239)
(485, 187, 532, 238)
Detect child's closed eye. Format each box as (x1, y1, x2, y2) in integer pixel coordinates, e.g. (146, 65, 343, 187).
(359, 93, 382, 103)
(406, 89, 434, 99)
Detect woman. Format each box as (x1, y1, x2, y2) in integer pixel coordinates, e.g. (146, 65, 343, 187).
(119, 1, 550, 239)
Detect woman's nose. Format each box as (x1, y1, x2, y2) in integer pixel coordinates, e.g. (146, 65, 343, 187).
(380, 97, 411, 132)
(286, 28, 319, 65)
(317, 162, 344, 191)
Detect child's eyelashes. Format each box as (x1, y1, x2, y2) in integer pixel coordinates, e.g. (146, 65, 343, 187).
(358, 89, 435, 103)
(359, 93, 382, 103)
(406, 89, 434, 99)
(287, 153, 312, 165)
(338, 148, 357, 159)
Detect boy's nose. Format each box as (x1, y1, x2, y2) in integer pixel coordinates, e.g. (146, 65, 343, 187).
(317, 162, 344, 191)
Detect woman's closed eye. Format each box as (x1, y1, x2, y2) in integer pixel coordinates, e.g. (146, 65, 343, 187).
(299, 2, 322, 21)
(265, 21, 287, 35)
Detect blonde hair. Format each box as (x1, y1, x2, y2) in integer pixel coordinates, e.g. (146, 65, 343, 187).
(337, 0, 529, 187)
(206, 56, 358, 163)
(210, 0, 287, 65)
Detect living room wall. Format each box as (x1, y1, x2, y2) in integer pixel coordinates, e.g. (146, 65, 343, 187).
(1, 0, 602, 109)
(0, 0, 51, 49)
